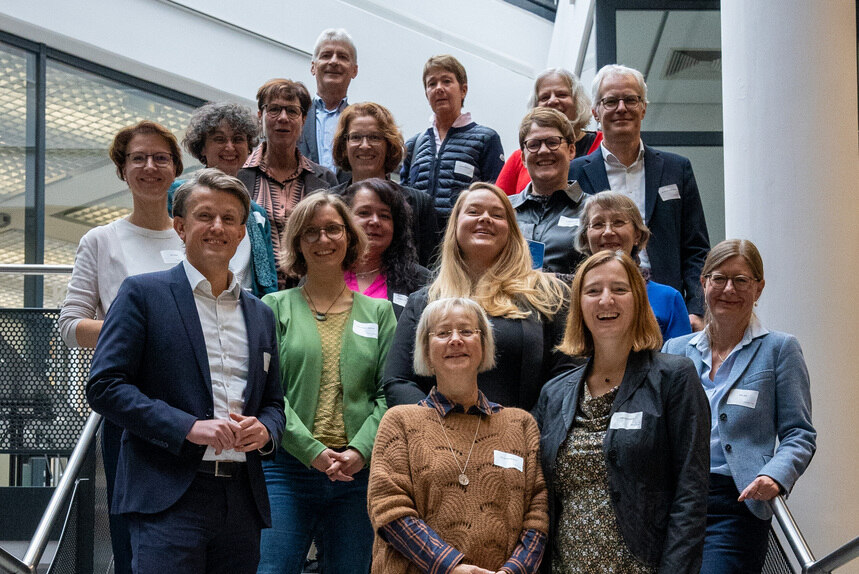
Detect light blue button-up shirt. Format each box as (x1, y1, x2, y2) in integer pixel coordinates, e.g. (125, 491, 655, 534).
(315, 96, 348, 171)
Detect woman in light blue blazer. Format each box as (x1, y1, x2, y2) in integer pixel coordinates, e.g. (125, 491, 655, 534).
(662, 239, 816, 574)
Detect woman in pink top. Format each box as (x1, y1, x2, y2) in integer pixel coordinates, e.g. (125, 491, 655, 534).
(496, 68, 602, 195)
(342, 178, 430, 319)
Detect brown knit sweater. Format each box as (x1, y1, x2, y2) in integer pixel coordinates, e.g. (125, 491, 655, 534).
(368, 404, 548, 573)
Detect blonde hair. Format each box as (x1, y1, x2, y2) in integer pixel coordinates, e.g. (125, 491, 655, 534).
(428, 182, 567, 319)
(558, 250, 661, 356)
(413, 297, 496, 376)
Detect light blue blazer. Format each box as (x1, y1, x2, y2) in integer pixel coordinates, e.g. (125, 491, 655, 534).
(663, 329, 816, 519)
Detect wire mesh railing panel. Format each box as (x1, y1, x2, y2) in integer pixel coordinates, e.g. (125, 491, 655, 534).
(763, 528, 798, 574)
(0, 309, 93, 454)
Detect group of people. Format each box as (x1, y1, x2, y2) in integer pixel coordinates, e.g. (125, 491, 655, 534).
(60, 25, 817, 574)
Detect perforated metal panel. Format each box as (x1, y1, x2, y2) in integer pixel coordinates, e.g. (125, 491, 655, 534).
(0, 309, 92, 454)
(763, 529, 797, 574)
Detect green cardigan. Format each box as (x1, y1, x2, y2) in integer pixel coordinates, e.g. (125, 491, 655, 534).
(262, 288, 396, 467)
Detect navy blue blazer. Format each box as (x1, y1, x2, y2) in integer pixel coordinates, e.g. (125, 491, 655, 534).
(663, 329, 816, 520)
(569, 145, 710, 315)
(86, 264, 285, 525)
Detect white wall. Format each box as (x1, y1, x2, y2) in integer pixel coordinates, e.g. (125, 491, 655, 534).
(0, 0, 556, 154)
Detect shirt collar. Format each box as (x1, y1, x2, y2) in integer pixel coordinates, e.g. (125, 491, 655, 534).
(243, 143, 311, 177)
(315, 95, 348, 113)
(691, 314, 770, 354)
(419, 386, 502, 417)
(182, 259, 242, 300)
(601, 139, 645, 167)
(430, 111, 473, 130)
(520, 180, 584, 205)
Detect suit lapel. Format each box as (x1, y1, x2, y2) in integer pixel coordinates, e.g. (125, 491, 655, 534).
(582, 148, 610, 194)
(724, 338, 764, 392)
(612, 350, 650, 413)
(643, 146, 664, 223)
(169, 267, 212, 391)
(239, 292, 260, 409)
(300, 100, 319, 162)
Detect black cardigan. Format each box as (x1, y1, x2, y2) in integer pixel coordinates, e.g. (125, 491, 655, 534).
(532, 350, 710, 573)
(382, 287, 580, 410)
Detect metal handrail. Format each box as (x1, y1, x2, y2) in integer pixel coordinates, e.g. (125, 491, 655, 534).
(770, 495, 859, 573)
(0, 264, 73, 275)
(0, 411, 102, 574)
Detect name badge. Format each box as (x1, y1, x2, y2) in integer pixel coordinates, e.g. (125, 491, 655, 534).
(161, 249, 184, 264)
(352, 321, 379, 339)
(609, 411, 643, 430)
(558, 216, 580, 228)
(392, 293, 409, 307)
(263, 352, 271, 373)
(658, 184, 680, 201)
(527, 240, 545, 269)
(726, 388, 759, 409)
(454, 160, 475, 179)
(494, 450, 524, 471)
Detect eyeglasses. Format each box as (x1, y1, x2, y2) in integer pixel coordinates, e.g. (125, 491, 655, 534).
(523, 136, 565, 153)
(429, 328, 481, 341)
(209, 134, 248, 145)
(300, 223, 346, 243)
(126, 153, 174, 167)
(347, 133, 385, 145)
(264, 104, 303, 119)
(598, 96, 644, 111)
(705, 273, 758, 292)
(588, 218, 630, 232)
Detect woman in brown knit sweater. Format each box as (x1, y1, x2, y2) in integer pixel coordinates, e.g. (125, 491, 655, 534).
(368, 297, 548, 574)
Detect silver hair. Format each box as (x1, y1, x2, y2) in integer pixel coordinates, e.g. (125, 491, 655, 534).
(312, 28, 357, 63)
(528, 68, 592, 134)
(182, 102, 258, 164)
(591, 64, 648, 108)
(413, 298, 496, 377)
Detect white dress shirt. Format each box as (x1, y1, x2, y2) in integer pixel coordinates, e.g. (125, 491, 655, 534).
(601, 139, 650, 269)
(183, 259, 249, 462)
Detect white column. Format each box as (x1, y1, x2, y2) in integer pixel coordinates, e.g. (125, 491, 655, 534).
(721, 0, 859, 566)
(546, 0, 595, 75)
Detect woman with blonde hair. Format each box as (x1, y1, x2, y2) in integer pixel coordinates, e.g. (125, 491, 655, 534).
(534, 250, 709, 573)
(383, 182, 576, 410)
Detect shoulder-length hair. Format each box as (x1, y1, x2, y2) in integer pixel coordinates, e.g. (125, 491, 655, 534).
(528, 68, 593, 137)
(342, 178, 420, 291)
(413, 297, 496, 376)
(575, 191, 651, 262)
(182, 102, 259, 164)
(282, 192, 367, 277)
(332, 102, 404, 174)
(428, 182, 567, 319)
(558, 250, 661, 356)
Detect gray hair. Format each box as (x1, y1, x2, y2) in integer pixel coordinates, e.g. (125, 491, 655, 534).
(182, 102, 259, 164)
(528, 68, 593, 135)
(312, 28, 357, 63)
(575, 191, 651, 262)
(591, 64, 648, 108)
(413, 298, 496, 376)
(173, 167, 250, 224)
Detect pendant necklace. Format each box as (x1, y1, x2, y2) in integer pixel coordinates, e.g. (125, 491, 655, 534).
(435, 410, 481, 486)
(303, 283, 347, 322)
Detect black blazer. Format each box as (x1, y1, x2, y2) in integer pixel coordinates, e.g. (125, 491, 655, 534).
(382, 287, 581, 410)
(532, 350, 709, 573)
(86, 265, 285, 524)
(569, 146, 710, 315)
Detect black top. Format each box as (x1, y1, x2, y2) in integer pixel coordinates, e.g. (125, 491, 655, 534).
(382, 287, 581, 411)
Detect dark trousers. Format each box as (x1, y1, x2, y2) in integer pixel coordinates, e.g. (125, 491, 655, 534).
(701, 473, 772, 574)
(102, 420, 133, 574)
(127, 469, 263, 574)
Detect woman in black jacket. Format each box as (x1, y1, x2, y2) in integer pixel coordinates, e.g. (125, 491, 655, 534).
(532, 250, 709, 573)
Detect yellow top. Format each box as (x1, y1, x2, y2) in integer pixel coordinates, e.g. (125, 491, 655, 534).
(311, 309, 350, 448)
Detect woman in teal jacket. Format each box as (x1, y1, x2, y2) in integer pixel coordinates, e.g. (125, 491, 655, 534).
(258, 193, 396, 574)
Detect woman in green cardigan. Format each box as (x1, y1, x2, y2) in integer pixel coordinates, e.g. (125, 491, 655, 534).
(258, 192, 397, 574)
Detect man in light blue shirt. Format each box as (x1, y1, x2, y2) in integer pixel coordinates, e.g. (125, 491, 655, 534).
(299, 28, 358, 179)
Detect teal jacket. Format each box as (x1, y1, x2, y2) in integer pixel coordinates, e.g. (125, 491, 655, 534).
(262, 288, 396, 467)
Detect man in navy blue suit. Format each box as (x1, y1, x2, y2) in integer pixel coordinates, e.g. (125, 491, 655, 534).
(569, 64, 710, 330)
(87, 168, 285, 574)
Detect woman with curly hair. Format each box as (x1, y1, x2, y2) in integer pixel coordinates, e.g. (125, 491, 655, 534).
(342, 178, 430, 319)
(382, 182, 578, 410)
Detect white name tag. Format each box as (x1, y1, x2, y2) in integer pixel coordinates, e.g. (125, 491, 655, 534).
(263, 352, 271, 373)
(454, 160, 475, 179)
(726, 388, 759, 409)
(161, 249, 184, 264)
(609, 411, 643, 430)
(558, 216, 580, 228)
(392, 293, 409, 307)
(253, 211, 266, 226)
(352, 321, 379, 339)
(494, 450, 524, 471)
(658, 184, 680, 201)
